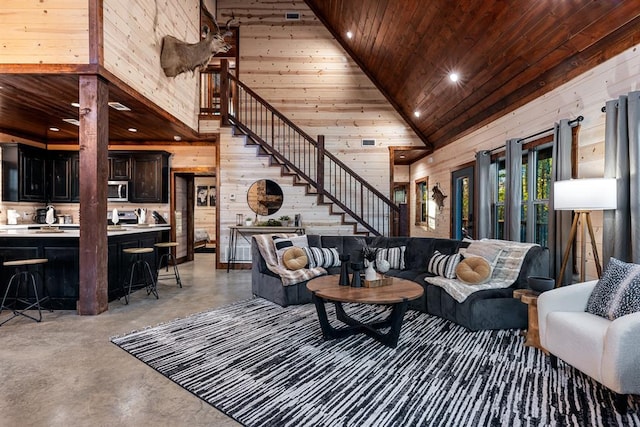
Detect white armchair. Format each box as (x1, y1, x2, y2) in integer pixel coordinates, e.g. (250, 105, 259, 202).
(538, 280, 640, 411)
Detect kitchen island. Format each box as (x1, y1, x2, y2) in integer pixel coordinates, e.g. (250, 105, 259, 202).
(0, 224, 170, 310)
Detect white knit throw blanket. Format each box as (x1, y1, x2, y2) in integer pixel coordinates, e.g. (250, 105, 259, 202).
(253, 234, 327, 286)
(426, 239, 538, 302)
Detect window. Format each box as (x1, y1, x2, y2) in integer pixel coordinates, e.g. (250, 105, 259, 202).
(415, 177, 428, 225)
(494, 143, 553, 245)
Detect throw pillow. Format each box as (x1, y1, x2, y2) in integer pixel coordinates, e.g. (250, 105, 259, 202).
(273, 235, 309, 265)
(427, 250, 462, 279)
(282, 247, 308, 270)
(586, 257, 640, 320)
(455, 256, 492, 284)
(464, 239, 504, 265)
(304, 247, 341, 269)
(375, 246, 406, 270)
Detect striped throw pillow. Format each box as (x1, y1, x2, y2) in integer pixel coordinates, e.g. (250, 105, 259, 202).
(427, 250, 462, 279)
(304, 247, 341, 268)
(375, 246, 406, 270)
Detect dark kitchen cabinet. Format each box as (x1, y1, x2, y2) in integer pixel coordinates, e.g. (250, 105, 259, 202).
(2, 145, 170, 204)
(49, 152, 73, 202)
(2, 144, 46, 202)
(130, 152, 169, 203)
(70, 154, 80, 202)
(109, 154, 131, 181)
(20, 147, 47, 201)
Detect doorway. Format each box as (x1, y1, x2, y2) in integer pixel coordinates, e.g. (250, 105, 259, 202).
(451, 166, 474, 240)
(171, 168, 217, 264)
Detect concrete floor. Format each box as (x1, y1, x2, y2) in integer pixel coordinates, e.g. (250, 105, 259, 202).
(0, 253, 249, 426)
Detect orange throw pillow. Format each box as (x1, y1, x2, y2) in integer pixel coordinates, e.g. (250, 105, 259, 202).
(282, 247, 308, 270)
(456, 256, 492, 284)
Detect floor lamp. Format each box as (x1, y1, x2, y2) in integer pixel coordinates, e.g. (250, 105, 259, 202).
(554, 178, 617, 285)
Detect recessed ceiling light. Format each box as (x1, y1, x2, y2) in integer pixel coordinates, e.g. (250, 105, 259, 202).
(414, 111, 420, 118)
(49, 127, 60, 132)
(173, 135, 182, 141)
(399, 154, 406, 159)
(346, 31, 353, 39)
(71, 102, 80, 108)
(128, 127, 137, 132)
(63, 118, 80, 126)
(449, 72, 459, 82)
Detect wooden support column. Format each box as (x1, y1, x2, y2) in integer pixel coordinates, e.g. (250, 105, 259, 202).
(77, 75, 109, 315)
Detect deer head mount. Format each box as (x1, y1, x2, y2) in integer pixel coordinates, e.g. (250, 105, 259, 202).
(160, 17, 233, 78)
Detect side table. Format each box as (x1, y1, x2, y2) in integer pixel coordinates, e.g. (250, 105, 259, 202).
(513, 289, 548, 354)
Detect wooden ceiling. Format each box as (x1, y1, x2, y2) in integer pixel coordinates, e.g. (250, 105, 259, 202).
(0, 72, 211, 145)
(304, 0, 640, 151)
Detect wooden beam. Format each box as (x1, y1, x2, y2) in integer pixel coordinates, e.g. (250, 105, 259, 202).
(77, 75, 109, 315)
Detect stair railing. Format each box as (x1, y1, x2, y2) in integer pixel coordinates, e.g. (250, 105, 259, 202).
(219, 73, 399, 236)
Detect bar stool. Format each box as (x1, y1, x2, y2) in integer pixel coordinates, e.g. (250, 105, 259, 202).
(0, 258, 51, 326)
(122, 248, 158, 305)
(154, 242, 182, 288)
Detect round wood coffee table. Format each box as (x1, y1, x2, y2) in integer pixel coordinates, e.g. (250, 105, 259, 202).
(306, 275, 423, 348)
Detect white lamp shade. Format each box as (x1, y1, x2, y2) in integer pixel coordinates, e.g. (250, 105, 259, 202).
(554, 178, 617, 210)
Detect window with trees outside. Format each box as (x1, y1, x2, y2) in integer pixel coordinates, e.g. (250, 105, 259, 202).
(415, 177, 429, 225)
(494, 143, 553, 246)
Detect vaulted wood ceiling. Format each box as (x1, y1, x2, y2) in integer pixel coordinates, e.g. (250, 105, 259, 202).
(304, 0, 640, 151)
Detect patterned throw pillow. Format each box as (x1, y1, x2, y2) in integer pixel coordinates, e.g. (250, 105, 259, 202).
(427, 250, 462, 279)
(586, 257, 640, 320)
(462, 240, 503, 265)
(273, 235, 309, 265)
(304, 247, 341, 268)
(375, 246, 406, 270)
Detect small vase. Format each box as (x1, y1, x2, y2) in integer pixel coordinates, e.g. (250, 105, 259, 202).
(339, 254, 350, 286)
(365, 262, 377, 281)
(350, 262, 363, 288)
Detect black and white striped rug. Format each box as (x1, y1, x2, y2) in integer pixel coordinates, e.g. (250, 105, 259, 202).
(111, 298, 639, 426)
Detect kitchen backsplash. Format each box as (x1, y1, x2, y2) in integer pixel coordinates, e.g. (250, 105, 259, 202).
(0, 201, 169, 225)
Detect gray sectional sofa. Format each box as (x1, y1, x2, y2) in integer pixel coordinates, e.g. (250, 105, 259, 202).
(251, 235, 549, 331)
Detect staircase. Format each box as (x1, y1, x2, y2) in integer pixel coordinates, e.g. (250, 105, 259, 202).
(218, 72, 400, 236)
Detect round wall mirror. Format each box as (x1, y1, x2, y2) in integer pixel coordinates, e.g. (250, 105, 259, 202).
(247, 179, 283, 216)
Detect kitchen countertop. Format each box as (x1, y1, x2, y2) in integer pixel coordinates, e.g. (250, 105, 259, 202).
(0, 224, 170, 237)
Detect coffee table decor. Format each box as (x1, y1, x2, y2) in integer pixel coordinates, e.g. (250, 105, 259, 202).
(363, 275, 393, 288)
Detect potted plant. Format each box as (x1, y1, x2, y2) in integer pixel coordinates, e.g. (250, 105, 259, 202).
(279, 215, 290, 226)
(362, 245, 379, 281)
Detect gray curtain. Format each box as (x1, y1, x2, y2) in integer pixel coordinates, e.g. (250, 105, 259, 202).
(603, 91, 640, 264)
(504, 138, 522, 241)
(548, 119, 573, 285)
(475, 150, 492, 239)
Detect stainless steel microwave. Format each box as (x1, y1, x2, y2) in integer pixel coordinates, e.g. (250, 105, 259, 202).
(107, 180, 129, 202)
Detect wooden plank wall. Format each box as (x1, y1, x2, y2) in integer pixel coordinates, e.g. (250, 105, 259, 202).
(102, 0, 200, 130)
(0, 0, 89, 64)
(409, 44, 640, 281)
(217, 0, 423, 195)
(217, 126, 355, 264)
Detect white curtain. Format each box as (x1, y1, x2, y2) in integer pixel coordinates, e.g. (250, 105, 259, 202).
(603, 91, 640, 264)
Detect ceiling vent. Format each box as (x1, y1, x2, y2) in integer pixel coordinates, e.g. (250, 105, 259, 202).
(108, 101, 131, 111)
(285, 11, 301, 21)
(361, 139, 376, 147)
